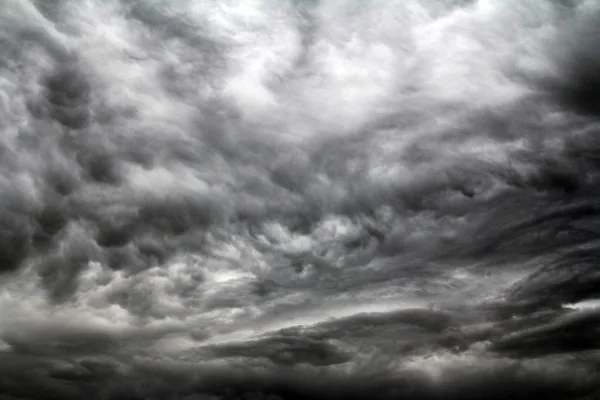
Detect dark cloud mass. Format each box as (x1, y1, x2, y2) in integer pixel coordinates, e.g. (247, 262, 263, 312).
(1, 0, 600, 399)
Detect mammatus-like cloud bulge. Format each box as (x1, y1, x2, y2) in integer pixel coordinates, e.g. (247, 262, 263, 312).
(1, 0, 600, 399)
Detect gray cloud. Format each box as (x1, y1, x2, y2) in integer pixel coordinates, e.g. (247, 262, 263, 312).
(1, 0, 600, 398)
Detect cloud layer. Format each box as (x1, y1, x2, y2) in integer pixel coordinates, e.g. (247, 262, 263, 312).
(1, 0, 600, 398)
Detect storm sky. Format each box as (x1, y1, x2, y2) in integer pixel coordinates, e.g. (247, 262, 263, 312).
(1, 0, 600, 399)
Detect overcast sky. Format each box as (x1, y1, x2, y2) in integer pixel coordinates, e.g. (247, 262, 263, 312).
(1, 1, 600, 399)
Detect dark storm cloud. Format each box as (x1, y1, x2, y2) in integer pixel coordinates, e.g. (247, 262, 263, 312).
(201, 335, 352, 367)
(489, 308, 600, 357)
(43, 63, 92, 130)
(2, 321, 117, 357)
(1, 348, 599, 400)
(552, 9, 600, 116)
(2, 0, 600, 399)
(0, 0, 590, 298)
(1, 307, 600, 400)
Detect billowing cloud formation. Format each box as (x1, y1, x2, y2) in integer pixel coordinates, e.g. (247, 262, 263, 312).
(1, 0, 600, 399)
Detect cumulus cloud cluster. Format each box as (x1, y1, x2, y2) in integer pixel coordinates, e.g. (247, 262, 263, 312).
(1, 0, 600, 398)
